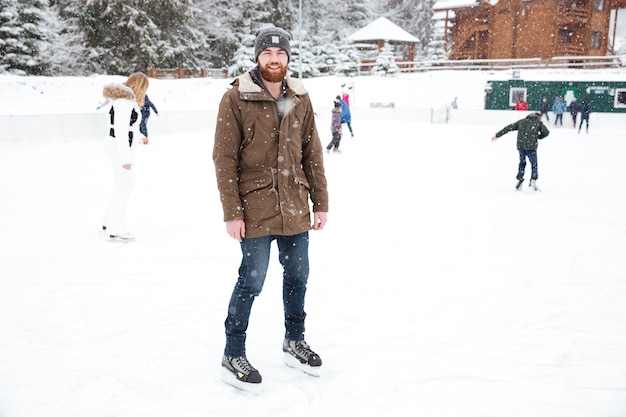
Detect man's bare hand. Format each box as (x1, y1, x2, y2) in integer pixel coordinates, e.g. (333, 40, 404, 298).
(226, 219, 246, 242)
(312, 212, 327, 230)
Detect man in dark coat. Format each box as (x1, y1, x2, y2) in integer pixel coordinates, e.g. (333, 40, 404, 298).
(569, 99, 580, 128)
(578, 97, 591, 133)
(538, 97, 550, 121)
(492, 112, 550, 190)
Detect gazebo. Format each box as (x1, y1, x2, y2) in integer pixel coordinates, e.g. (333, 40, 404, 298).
(347, 16, 419, 61)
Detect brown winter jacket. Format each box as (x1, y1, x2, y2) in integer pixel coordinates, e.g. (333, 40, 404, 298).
(213, 71, 329, 239)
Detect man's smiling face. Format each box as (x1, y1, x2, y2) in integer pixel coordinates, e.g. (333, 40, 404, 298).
(258, 47, 288, 83)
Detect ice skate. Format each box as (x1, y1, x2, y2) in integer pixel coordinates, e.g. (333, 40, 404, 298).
(221, 355, 262, 394)
(282, 339, 322, 377)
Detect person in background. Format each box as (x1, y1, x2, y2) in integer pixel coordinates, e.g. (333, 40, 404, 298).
(337, 94, 354, 137)
(578, 97, 591, 133)
(538, 97, 550, 122)
(326, 98, 343, 153)
(569, 99, 580, 128)
(342, 92, 350, 106)
(491, 111, 550, 191)
(212, 26, 329, 392)
(514, 98, 528, 110)
(139, 94, 159, 142)
(552, 96, 566, 126)
(101, 72, 150, 241)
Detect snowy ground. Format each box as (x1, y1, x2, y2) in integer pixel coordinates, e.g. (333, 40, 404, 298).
(1, 70, 626, 417)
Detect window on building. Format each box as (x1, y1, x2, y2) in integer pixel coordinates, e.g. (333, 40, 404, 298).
(615, 88, 626, 108)
(558, 29, 573, 44)
(594, 0, 605, 11)
(591, 31, 603, 50)
(509, 88, 527, 107)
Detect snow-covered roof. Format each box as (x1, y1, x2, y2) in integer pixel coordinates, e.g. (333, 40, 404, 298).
(347, 16, 418, 43)
(433, 0, 498, 10)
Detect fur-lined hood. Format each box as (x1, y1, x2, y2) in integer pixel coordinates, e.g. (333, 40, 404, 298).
(103, 83, 135, 101)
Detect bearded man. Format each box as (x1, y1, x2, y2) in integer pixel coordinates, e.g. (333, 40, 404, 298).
(212, 26, 329, 392)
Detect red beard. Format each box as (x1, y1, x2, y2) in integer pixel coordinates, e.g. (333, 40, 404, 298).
(259, 62, 287, 83)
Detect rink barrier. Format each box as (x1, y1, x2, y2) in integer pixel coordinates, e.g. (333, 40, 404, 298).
(2, 109, 626, 143)
(0, 111, 213, 143)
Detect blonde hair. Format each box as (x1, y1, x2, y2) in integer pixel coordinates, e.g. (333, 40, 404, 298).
(124, 72, 149, 107)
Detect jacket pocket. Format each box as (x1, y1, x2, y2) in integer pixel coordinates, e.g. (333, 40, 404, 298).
(292, 174, 310, 190)
(239, 169, 274, 196)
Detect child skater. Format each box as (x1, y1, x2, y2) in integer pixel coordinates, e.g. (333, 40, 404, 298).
(326, 98, 343, 153)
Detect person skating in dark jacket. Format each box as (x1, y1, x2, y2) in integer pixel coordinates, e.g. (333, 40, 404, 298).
(578, 97, 591, 133)
(492, 112, 550, 191)
(569, 99, 580, 128)
(538, 97, 550, 122)
(139, 94, 159, 139)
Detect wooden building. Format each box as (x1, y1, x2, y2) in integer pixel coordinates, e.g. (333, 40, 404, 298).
(433, 0, 626, 61)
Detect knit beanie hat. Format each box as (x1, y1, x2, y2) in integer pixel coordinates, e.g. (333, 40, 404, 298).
(254, 26, 291, 62)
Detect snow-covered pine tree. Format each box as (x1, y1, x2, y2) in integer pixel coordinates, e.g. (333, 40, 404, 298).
(195, 0, 242, 68)
(338, 0, 373, 38)
(40, 0, 87, 75)
(263, 0, 296, 34)
(228, 32, 256, 76)
(81, 0, 207, 75)
(372, 42, 399, 76)
(334, 43, 361, 76)
(0, 0, 47, 74)
(414, 0, 435, 59)
(428, 17, 448, 62)
(0, 0, 22, 74)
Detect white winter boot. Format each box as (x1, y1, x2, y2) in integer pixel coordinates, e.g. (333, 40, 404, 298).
(529, 179, 540, 191)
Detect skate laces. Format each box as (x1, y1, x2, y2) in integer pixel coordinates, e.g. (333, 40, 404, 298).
(233, 356, 257, 374)
(292, 341, 316, 359)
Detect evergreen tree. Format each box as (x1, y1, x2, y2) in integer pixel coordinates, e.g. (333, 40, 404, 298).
(41, 0, 87, 75)
(338, 0, 372, 38)
(80, 0, 207, 74)
(334, 43, 361, 76)
(196, 0, 243, 67)
(414, 0, 435, 57)
(372, 42, 399, 76)
(0, 0, 47, 74)
(0, 0, 442, 77)
(263, 0, 295, 32)
(0, 0, 22, 74)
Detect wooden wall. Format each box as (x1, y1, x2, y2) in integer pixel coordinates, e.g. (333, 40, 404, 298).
(440, 0, 621, 60)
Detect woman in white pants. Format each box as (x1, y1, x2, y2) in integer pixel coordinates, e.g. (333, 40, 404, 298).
(101, 73, 149, 241)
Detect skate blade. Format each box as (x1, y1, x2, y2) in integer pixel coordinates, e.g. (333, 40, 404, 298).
(283, 353, 321, 377)
(109, 235, 135, 242)
(220, 368, 262, 394)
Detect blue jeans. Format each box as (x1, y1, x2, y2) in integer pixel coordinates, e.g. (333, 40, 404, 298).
(139, 116, 148, 137)
(224, 232, 310, 357)
(517, 149, 538, 180)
